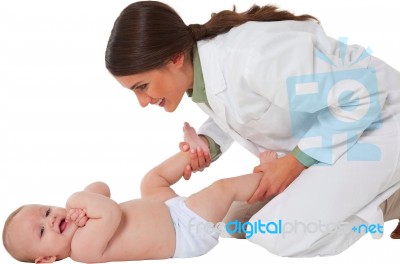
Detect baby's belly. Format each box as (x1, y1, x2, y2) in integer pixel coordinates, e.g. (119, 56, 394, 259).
(104, 199, 176, 261)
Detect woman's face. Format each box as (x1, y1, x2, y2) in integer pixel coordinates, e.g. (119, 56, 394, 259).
(114, 55, 193, 112)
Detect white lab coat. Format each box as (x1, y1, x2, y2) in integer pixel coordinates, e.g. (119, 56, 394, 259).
(195, 21, 400, 256)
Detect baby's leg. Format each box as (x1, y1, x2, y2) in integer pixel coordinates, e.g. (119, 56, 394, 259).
(186, 150, 277, 223)
(259, 150, 277, 164)
(183, 122, 209, 152)
(221, 150, 278, 237)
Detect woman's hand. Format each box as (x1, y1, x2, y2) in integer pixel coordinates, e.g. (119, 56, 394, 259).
(179, 143, 211, 179)
(179, 122, 211, 180)
(247, 153, 306, 203)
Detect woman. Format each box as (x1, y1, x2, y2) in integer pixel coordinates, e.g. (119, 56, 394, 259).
(105, 1, 400, 256)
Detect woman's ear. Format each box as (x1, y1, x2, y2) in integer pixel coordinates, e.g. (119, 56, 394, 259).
(35, 255, 57, 264)
(170, 53, 185, 67)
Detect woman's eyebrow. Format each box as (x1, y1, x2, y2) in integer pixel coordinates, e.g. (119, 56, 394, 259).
(130, 81, 143, 90)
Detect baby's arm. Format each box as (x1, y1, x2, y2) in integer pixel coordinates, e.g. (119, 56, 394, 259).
(66, 191, 121, 262)
(141, 151, 191, 201)
(65, 182, 110, 229)
(83, 181, 111, 197)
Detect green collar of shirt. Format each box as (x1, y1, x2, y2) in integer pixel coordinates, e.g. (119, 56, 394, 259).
(187, 46, 222, 160)
(187, 45, 208, 104)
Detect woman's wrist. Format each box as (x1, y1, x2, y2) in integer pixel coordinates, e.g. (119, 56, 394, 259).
(286, 153, 307, 175)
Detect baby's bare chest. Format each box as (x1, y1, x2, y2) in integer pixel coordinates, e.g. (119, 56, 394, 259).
(104, 200, 176, 260)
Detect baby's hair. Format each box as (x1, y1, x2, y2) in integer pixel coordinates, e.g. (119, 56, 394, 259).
(3, 205, 34, 262)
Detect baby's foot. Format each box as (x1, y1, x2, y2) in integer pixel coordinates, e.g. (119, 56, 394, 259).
(259, 150, 277, 164)
(183, 122, 209, 152)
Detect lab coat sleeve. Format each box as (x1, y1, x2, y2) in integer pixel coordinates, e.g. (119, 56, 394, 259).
(200, 134, 222, 162)
(291, 146, 318, 167)
(294, 79, 386, 164)
(197, 117, 234, 155)
(242, 26, 387, 164)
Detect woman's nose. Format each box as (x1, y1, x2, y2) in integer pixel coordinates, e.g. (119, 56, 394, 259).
(136, 93, 151, 108)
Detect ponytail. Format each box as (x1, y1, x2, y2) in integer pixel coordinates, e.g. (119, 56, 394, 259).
(106, 1, 318, 76)
(188, 5, 319, 41)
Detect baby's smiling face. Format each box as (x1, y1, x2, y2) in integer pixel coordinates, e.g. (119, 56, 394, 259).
(5, 204, 78, 262)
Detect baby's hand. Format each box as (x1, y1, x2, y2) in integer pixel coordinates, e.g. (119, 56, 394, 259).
(67, 208, 89, 227)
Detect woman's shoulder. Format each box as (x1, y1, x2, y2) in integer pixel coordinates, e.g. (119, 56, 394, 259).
(198, 20, 322, 53)
(228, 20, 321, 40)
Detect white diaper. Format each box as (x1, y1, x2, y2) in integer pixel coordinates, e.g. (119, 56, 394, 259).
(165, 196, 220, 258)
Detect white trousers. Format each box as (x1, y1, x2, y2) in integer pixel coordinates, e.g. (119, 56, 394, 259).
(246, 59, 400, 257)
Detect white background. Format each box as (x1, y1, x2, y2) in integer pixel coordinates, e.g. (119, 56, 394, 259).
(1, 0, 400, 263)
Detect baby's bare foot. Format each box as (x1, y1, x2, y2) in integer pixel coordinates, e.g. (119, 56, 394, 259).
(259, 150, 277, 164)
(183, 122, 209, 152)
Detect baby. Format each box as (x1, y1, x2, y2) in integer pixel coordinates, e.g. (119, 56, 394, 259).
(3, 123, 277, 263)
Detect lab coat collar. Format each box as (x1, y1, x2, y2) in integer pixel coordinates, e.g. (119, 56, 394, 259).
(197, 40, 260, 156)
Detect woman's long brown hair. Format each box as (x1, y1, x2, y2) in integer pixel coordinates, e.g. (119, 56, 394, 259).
(105, 1, 318, 76)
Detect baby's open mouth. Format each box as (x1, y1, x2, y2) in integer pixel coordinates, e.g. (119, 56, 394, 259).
(59, 219, 67, 233)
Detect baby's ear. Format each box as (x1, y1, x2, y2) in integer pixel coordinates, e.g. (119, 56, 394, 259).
(35, 255, 56, 264)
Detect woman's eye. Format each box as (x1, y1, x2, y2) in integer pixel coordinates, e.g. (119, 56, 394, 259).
(45, 208, 51, 217)
(40, 226, 44, 237)
(136, 84, 147, 91)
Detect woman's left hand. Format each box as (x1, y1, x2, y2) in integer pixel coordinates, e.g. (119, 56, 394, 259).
(179, 142, 211, 180)
(179, 123, 211, 180)
(247, 154, 306, 203)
